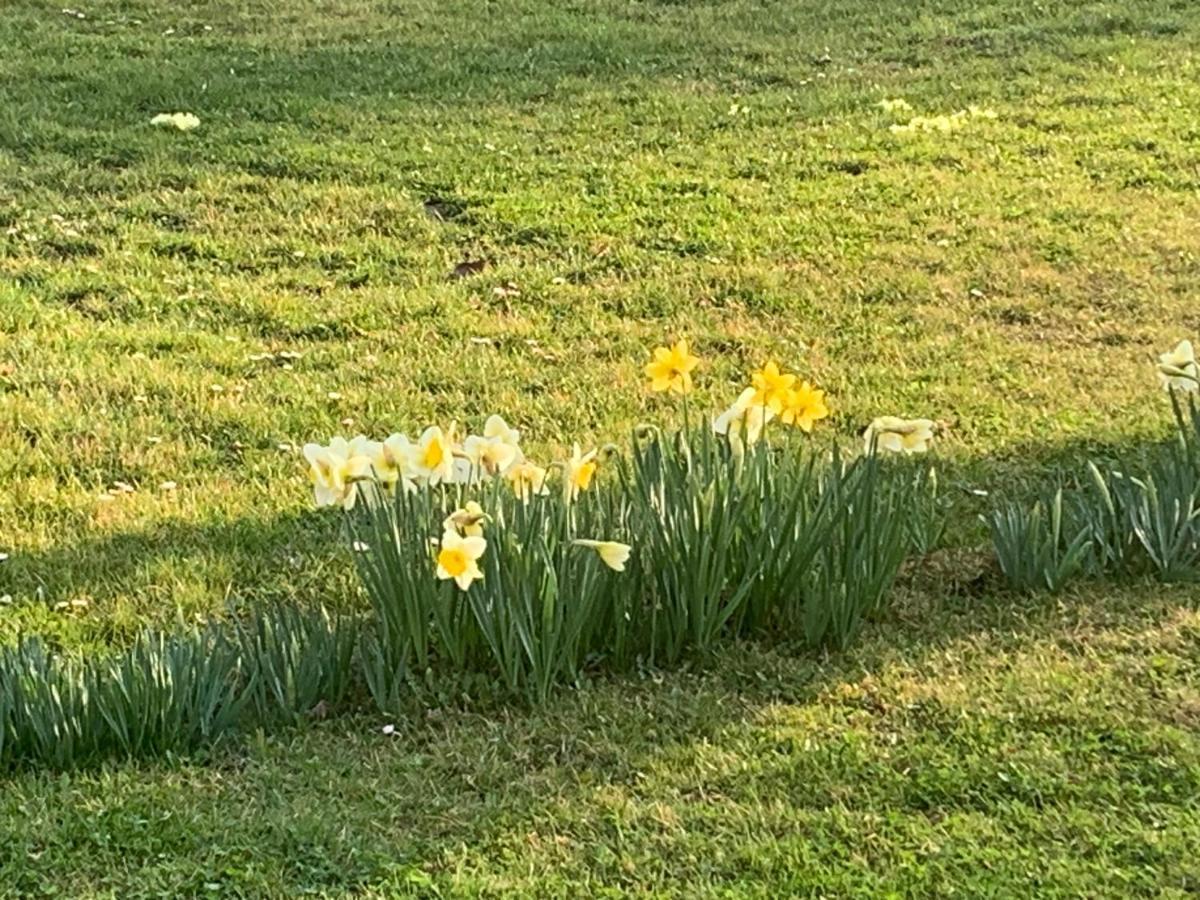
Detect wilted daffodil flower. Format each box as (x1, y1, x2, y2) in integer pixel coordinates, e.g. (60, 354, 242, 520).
(302, 437, 373, 509)
(778, 382, 829, 432)
(409, 425, 457, 485)
(443, 501, 487, 538)
(506, 459, 550, 501)
(713, 387, 775, 449)
(645, 339, 701, 394)
(563, 443, 598, 503)
(750, 360, 796, 414)
(1158, 340, 1199, 392)
(435, 530, 487, 590)
(573, 539, 632, 572)
(864, 417, 936, 455)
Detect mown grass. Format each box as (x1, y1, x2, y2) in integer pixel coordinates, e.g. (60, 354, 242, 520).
(1, 0, 1199, 893)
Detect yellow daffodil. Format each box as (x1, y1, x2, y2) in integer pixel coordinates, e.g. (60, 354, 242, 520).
(645, 339, 701, 394)
(573, 539, 632, 572)
(506, 459, 550, 501)
(778, 382, 829, 432)
(750, 360, 796, 413)
(713, 387, 775, 449)
(563, 443, 598, 503)
(435, 529, 487, 590)
(409, 425, 456, 485)
(1158, 340, 1199, 392)
(302, 437, 372, 509)
(443, 501, 487, 538)
(864, 417, 936, 455)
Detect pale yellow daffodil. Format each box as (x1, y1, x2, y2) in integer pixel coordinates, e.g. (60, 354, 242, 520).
(563, 443, 598, 503)
(506, 459, 550, 501)
(573, 539, 632, 572)
(409, 425, 456, 485)
(864, 417, 936, 455)
(443, 501, 487, 538)
(713, 387, 775, 450)
(302, 436, 373, 509)
(435, 529, 487, 590)
(1158, 340, 1199, 392)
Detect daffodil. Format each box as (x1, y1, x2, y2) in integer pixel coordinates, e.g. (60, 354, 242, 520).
(151, 112, 201, 131)
(302, 437, 373, 509)
(563, 443, 598, 503)
(1158, 340, 1199, 392)
(409, 425, 456, 485)
(378, 433, 418, 493)
(483, 414, 521, 448)
(462, 435, 520, 478)
(645, 339, 701, 394)
(864, 417, 936, 455)
(779, 382, 829, 432)
(713, 387, 775, 449)
(573, 539, 632, 572)
(443, 501, 487, 538)
(435, 529, 487, 590)
(750, 360, 796, 413)
(506, 459, 550, 501)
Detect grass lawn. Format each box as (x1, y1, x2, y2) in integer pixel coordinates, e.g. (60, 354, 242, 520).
(2, 0, 1199, 894)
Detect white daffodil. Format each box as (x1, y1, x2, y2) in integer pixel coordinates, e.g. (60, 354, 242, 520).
(435, 529, 487, 590)
(713, 387, 775, 449)
(505, 459, 550, 501)
(462, 434, 520, 479)
(483, 414, 521, 448)
(302, 436, 372, 509)
(563, 443, 598, 503)
(378, 433, 419, 493)
(864, 417, 936, 455)
(573, 539, 632, 572)
(443, 501, 487, 538)
(408, 425, 456, 485)
(1158, 340, 1199, 392)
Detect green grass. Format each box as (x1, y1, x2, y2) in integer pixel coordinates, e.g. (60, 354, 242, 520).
(2, 0, 1199, 893)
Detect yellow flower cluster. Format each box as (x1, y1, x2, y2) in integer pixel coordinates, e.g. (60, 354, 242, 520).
(150, 112, 201, 131)
(888, 104, 998, 135)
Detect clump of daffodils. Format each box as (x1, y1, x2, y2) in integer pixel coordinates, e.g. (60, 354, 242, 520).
(150, 112, 201, 131)
(708, 357, 830, 455)
(1158, 339, 1199, 393)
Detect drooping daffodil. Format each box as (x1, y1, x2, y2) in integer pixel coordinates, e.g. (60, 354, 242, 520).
(302, 436, 373, 509)
(864, 417, 936, 455)
(713, 387, 775, 450)
(443, 501, 487, 538)
(573, 539, 632, 572)
(645, 339, 701, 395)
(1158, 340, 1199, 392)
(435, 530, 487, 591)
(778, 382, 829, 432)
(563, 443, 598, 503)
(408, 425, 457, 485)
(506, 459, 550, 501)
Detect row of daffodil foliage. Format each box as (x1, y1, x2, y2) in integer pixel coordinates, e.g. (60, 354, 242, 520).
(987, 338, 1200, 594)
(302, 341, 944, 704)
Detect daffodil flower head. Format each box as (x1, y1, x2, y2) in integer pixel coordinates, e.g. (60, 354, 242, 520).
(779, 381, 830, 432)
(750, 360, 797, 413)
(864, 417, 936, 455)
(713, 387, 775, 449)
(435, 529, 487, 591)
(379, 433, 418, 493)
(645, 339, 701, 394)
(150, 112, 201, 131)
(483, 414, 521, 447)
(443, 501, 487, 538)
(462, 434, 520, 478)
(573, 539, 632, 572)
(302, 436, 373, 509)
(563, 443, 598, 503)
(409, 425, 456, 485)
(506, 459, 550, 501)
(1158, 340, 1199, 393)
